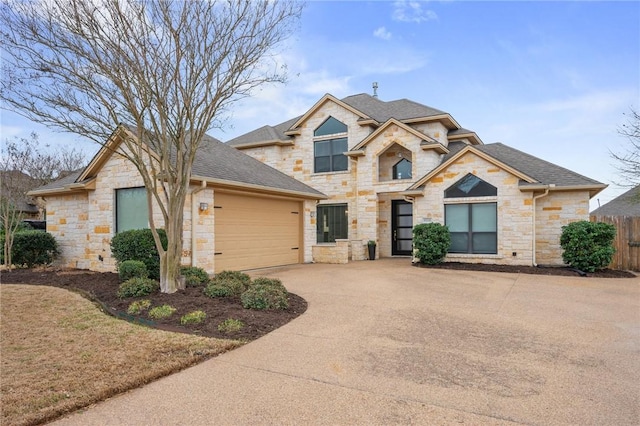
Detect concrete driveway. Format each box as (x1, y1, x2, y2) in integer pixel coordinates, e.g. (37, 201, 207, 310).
(54, 259, 639, 425)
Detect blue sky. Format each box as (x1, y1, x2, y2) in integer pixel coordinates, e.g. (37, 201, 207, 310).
(1, 1, 638, 209)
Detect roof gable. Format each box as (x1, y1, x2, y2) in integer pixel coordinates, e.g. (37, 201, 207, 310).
(409, 144, 536, 190)
(285, 94, 371, 132)
(350, 118, 447, 154)
(30, 125, 326, 200)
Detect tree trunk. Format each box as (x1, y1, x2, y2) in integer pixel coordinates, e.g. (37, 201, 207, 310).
(157, 191, 186, 293)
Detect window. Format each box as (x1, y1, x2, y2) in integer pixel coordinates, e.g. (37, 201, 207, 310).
(314, 116, 347, 136)
(444, 175, 497, 254)
(314, 117, 348, 173)
(316, 204, 348, 243)
(115, 187, 148, 233)
(445, 203, 497, 254)
(393, 158, 412, 179)
(445, 173, 497, 198)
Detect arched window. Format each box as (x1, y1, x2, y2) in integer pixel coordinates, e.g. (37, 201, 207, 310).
(445, 173, 497, 198)
(314, 117, 348, 173)
(314, 116, 347, 137)
(444, 174, 497, 254)
(392, 158, 412, 180)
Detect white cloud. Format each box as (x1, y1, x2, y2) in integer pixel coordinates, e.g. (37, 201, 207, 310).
(373, 26, 392, 40)
(392, 0, 438, 23)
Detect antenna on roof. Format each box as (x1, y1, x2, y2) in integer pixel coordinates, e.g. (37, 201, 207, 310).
(372, 82, 378, 98)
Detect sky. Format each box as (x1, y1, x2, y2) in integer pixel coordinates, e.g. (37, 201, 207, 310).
(1, 1, 638, 210)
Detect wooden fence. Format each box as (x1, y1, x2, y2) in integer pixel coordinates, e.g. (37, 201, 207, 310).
(590, 215, 640, 271)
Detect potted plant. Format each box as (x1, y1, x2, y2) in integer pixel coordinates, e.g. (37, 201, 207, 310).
(367, 240, 377, 260)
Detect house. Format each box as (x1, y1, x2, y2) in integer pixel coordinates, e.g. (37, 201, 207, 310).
(29, 126, 326, 273)
(590, 185, 640, 271)
(0, 170, 41, 219)
(227, 93, 606, 266)
(32, 93, 607, 274)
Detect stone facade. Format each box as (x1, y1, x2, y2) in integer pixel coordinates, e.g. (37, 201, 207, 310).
(237, 97, 595, 266)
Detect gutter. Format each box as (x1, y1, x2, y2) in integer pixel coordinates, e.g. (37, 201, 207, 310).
(190, 181, 207, 268)
(532, 185, 553, 266)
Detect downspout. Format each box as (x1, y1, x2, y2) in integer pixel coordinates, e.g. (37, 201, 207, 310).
(532, 186, 551, 266)
(190, 181, 207, 267)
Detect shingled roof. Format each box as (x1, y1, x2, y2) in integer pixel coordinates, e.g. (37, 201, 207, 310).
(433, 141, 606, 191)
(591, 185, 640, 216)
(227, 93, 455, 147)
(30, 130, 325, 199)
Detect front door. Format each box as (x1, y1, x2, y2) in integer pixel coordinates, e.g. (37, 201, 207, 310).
(392, 200, 413, 255)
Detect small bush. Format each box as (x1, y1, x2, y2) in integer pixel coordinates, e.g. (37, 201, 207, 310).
(560, 221, 616, 273)
(241, 278, 289, 310)
(204, 270, 251, 298)
(218, 318, 245, 334)
(413, 223, 451, 265)
(148, 304, 176, 319)
(9, 231, 59, 268)
(119, 260, 148, 281)
(117, 277, 158, 298)
(110, 229, 167, 280)
(215, 270, 251, 286)
(127, 299, 152, 315)
(180, 310, 207, 325)
(180, 266, 210, 287)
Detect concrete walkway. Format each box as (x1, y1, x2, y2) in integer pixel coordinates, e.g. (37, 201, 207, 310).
(54, 259, 640, 425)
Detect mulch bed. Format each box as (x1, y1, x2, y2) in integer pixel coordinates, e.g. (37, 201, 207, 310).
(415, 262, 637, 278)
(2, 263, 634, 342)
(1, 268, 307, 341)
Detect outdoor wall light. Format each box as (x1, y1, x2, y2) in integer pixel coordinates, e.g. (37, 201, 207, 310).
(199, 202, 208, 211)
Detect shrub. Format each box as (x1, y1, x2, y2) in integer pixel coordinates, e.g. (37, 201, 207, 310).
(9, 231, 59, 268)
(215, 270, 251, 286)
(148, 304, 176, 319)
(218, 318, 245, 334)
(560, 221, 616, 273)
(180, 310, 207, 325)
(117, 277, 158, 298)
(241, 278, 289, 310)
(180, 266, 210, 287)
(119, 260, 148, 281)
(204, 270, 251, 298)
(127, 299, 152, 315)
(110, 229, 167, 280)
(412, 223, 451, 265)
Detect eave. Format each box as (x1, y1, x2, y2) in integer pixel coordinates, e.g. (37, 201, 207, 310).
(190, 175, 327, 201)
(286, 94, 371, 133)
(231, 139, 294, 150)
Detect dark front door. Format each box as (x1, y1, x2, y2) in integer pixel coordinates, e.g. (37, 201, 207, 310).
(392, 200, 413, 255)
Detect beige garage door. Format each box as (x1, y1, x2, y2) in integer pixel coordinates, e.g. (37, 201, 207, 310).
(214, 192, 302, 272)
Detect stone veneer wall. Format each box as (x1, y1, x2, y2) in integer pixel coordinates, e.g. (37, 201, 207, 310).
(238, 101, 448, 262)
(47, 149, 216, 273)
(416, 151, 535, 265)
(534, 191, 590, 265)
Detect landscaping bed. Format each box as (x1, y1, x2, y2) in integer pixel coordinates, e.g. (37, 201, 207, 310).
(1, 268, 307, 341)
(416, 262, 636, 278)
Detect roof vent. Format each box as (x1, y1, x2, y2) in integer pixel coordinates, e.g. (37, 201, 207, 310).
(372, 82, 378, 98)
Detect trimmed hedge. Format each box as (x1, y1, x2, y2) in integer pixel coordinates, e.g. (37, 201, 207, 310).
(5, 231, 59, 268)
(118, 260, 148, 281)
(180, 266, 210, 287)
(203, 270, 251, 298)
(241, 278, 289, 310)
(110, 229, 167, 280)
(117, 277, 159, 298)
(560, 221, 616, 273)
(412, 223, 450, 265)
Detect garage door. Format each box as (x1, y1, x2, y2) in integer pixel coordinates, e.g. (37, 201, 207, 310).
(214, 192, 302, 272)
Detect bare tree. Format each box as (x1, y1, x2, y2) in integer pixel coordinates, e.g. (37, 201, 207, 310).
(0, 0, 303, 292)
(0, 133, 86, 268)
(611, 108, 640, 187)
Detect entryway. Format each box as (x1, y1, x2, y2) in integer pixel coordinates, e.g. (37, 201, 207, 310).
(391, 199, 413, 255)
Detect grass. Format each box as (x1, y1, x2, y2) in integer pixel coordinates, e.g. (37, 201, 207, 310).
(1, 284, 242, 426)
